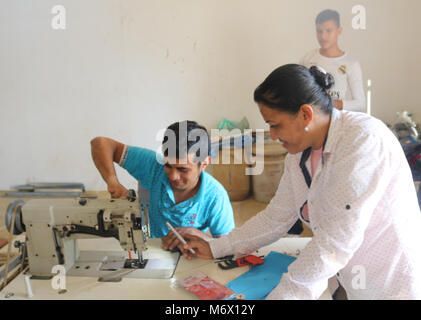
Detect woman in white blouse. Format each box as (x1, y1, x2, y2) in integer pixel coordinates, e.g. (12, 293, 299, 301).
(182, 64, 421, 300)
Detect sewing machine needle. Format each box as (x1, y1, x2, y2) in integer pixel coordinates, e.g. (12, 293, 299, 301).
(138, 251, 144, 265)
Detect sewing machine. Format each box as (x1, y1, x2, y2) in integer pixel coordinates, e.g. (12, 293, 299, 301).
(5, 196, 179, 281)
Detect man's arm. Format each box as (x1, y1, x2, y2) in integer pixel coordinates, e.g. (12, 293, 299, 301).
(342, 61, 366, 112)
(90, 137, 129, 198)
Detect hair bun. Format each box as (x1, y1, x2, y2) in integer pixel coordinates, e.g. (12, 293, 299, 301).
(309, 65, 335, 90)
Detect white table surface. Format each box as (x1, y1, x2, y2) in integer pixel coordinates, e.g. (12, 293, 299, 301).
(0, 237, 332, 300)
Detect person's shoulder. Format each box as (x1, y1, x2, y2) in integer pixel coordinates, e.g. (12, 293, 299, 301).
(341, 111, 379, 126)
(300, 49, 319, 65)
(201, 172, 234, 222)
(341, 52, 361, 68)
(338, 111, 403, 160)
(128, 145, 157, 156)
(339, 111, 390, 142)
(325, 111, 380, 158)
(127, 146, 161, 164)
(124, 146, 164, 180)
(202, 171, 229, 200)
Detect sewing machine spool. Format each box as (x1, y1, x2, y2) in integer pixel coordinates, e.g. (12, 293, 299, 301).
(5, 200, 26, 235)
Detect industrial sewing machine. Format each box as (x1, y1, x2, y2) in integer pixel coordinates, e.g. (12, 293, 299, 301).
(4, 194, 179, 281)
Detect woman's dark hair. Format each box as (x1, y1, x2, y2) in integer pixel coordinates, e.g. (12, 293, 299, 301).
(253, 64, 335, 115)
(162, 120, 210, 164)
(316, 9, 340, 27)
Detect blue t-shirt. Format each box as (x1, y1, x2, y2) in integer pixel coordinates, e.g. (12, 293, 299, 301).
(121, 146, 235, 238)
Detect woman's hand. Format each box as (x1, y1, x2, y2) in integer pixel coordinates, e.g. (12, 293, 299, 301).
(181, 234, 214, 260)
(161, 227, 211, 252)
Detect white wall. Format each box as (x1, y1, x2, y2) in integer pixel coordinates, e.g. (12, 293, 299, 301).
(1, 0, 420, 190)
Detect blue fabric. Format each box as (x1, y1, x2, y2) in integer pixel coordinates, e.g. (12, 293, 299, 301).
(122, 146, 235, 238)
(226, 251, 296, 300)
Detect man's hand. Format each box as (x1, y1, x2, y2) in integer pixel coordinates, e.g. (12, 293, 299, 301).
(161, 227, 211, 253)
(107, 179, 129, 198)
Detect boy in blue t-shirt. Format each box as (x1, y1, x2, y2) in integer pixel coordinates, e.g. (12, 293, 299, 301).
(90, 121, 235, 252)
